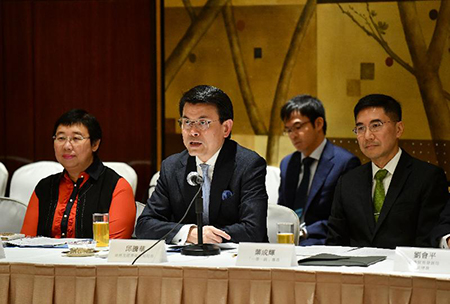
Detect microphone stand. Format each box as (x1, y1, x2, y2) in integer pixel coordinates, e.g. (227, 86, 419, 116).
(181, 186, 220, 256)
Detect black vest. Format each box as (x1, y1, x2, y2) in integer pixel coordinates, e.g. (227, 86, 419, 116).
(35, 158, 120, 238)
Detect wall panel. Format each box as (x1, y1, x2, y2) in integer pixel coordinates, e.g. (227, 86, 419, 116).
(1, 0, 157, 202)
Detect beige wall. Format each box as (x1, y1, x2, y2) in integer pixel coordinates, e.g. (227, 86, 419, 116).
(164, 4, 317, 136)
(164, 1, 449, 163)
(318, 1, 447, 140)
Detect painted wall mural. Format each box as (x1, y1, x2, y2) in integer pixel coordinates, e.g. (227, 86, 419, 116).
(163, 0, 449, 175)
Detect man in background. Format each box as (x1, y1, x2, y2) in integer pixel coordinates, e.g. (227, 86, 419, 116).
(278, 95, 360, 245)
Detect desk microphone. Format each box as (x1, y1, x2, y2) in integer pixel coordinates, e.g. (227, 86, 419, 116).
(187, 171, 203, 186)
(181, 171, 220, 256)
(131, 171, 219, 264)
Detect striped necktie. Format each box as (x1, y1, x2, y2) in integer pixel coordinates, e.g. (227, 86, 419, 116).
(200, 163, 210, 225)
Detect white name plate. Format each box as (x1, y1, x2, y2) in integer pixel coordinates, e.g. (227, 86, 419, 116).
(0, 244, 5, 259)
(107, 239, 168, 263)
(394, 246, 450, 274)
(236, 242, 297, 267)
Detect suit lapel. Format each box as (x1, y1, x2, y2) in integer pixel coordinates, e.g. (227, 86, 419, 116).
(209, 140, 236, 223)
(374, 152, 412, 235)
(361, 164, 376, 234)
(284, 152, 301, 209)
(305, 142, 334, 214)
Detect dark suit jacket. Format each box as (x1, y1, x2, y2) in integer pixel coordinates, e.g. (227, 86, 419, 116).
(135, 139, 268, 243)
(326, 151, 449, 249)
(278, 141, 360, 245)
(431, 198, 450, 247)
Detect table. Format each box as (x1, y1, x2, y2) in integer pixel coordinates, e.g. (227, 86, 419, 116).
(1, 245, 450, 304)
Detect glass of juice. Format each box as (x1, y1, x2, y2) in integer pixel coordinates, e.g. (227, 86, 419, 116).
(92, 213, 109, 247)
(277, 222, 295, 244)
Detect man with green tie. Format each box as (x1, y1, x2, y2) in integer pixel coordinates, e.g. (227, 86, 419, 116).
(326, 94, 448, 249)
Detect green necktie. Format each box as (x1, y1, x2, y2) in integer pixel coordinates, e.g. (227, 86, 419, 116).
(373, 169, 388, 222)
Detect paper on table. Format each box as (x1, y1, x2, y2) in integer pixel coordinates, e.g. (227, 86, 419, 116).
(7, 236, 67, 247)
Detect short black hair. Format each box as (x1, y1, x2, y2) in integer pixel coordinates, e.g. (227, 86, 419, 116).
(179, 85, 234, 123)
(53, 109, 102, 151)
(354, 94, 402, 121)
(280, 94, 327, 135)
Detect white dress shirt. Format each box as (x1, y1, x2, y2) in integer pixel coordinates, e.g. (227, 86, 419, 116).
(172, 148, 221, 245)
(371, 148, 402, 197)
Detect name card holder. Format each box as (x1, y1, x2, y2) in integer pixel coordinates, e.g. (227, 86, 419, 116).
(0, 244, 5, 259)
(108, 239, 168, 263)
(394, 246, 450, 274)
(236, 242, 297, 267)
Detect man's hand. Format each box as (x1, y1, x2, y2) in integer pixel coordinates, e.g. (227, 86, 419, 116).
(187, 226, 231, 244)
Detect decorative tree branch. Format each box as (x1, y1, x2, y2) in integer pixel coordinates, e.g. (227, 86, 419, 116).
(337, 4, 414, 74)
(427, 0, 450, 71)
(165, 0, 229, 91)
(266, 0, 317, 166)
(338, 3, 450, 102)
(181, 0, 267, 134)
(222, 3, 267, 134)
(182, 0, 196, 22)
(398, 0, 450, 144)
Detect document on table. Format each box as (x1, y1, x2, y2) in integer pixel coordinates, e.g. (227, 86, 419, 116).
(6, 236, 67, 248)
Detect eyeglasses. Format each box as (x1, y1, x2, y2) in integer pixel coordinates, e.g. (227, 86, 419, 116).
(178, 118, 219, 131)
(283, 121, 311, 136)
(53, 134, 90, 145)
(352, 120, 397, 136)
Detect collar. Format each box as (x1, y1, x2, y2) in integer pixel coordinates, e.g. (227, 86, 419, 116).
(372, 148, 402, 177)
(62, 156, 104, 182)
(302, 138, 327, 161)
(195, 146, 222, 168)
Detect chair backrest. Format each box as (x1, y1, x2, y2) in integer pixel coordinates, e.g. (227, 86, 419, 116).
(104, 162, 138, 196)
(148, 171, 160, 198)
(266, 166, 281, 205)
(0, 197, 28, 233)
(267, 204, 300, 245)
(0, 162, 9, 197)
(132, 201, 146, 238)
(10, 161, 64, 205)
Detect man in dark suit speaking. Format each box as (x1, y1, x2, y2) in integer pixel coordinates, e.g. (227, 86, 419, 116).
(136, 85, 268, 244)
(326, 94, 448, 249)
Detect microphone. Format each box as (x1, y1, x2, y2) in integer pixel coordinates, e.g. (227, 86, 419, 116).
(182, 171, 220, 256)
(187, 171, 203, 186)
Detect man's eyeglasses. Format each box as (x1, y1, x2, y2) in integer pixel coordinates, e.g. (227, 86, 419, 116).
(352, 120, 397, 136)
(53, 135, 90, 145)
(283, 121, 311, 136)
(178, 118, 219, 131)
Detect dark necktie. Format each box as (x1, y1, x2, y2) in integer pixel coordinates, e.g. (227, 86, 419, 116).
(200, 163, 210, 225)
(294, 157, 314, 217)
(373, 169, 388, 222)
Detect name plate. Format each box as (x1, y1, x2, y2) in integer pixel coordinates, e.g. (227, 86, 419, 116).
(0, 244, 5, 259)
(394, 246, 450, 274)
(107, 239, 168, 263)
(236, 242, 297, 267)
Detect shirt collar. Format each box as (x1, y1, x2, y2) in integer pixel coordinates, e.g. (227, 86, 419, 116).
(195, 147, 222, 168)
(372, 148, 402, 178)
(62, 156, 103, 182)
(302, 138, 327, 162)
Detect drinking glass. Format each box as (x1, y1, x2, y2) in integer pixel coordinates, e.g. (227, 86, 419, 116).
(92, 213, 109, 247)
(277, 222, 295, 244)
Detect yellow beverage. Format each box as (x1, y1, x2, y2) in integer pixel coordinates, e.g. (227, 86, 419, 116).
(277, 233, 294, 244)
(93, 222, 109, 247)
